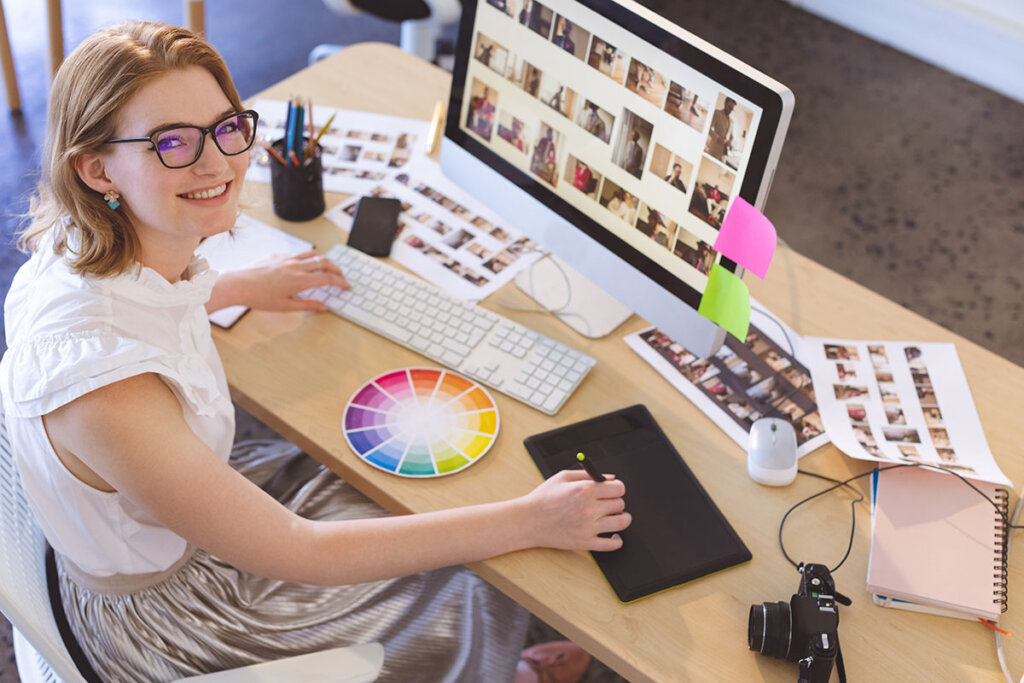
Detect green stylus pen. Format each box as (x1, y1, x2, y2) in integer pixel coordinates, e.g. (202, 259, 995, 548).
(576, 452, 604, 483)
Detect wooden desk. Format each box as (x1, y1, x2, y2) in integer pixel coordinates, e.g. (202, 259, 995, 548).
(214, 43, 1024, 682)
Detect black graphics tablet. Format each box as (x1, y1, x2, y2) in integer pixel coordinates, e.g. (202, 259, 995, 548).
(524, 404, 750, 602)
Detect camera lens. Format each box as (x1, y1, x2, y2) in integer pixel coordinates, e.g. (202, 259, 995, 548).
(747, 601, 791, 659)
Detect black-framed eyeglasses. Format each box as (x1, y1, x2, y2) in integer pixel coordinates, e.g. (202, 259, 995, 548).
(104, 110, 259, 169)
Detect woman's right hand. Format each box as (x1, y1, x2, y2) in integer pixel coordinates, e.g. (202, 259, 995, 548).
(521, 469, 631, 552)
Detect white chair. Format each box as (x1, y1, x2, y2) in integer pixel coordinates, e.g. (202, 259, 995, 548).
(0, 396, 384, 683)
(311, 0, 462, 66)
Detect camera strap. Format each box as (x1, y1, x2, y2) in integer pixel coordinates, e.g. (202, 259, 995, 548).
(836, 640, 847, 683)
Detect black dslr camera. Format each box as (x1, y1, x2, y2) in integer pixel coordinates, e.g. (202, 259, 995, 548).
(748, 563, 851, 683)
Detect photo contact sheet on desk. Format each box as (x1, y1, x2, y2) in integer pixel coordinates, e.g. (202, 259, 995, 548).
(804, 338, 1009, 485)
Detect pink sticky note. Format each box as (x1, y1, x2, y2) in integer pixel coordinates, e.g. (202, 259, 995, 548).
(712, 197, 777, 279)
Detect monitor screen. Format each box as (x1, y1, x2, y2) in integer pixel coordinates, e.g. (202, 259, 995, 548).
(443, 0, 793, 355)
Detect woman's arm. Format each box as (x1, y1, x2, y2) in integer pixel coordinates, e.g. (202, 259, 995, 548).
(206, 250, 350, 314)
(44, 373, 630, 586)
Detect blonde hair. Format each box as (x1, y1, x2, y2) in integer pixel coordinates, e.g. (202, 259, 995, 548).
(18, 21, 243, 277)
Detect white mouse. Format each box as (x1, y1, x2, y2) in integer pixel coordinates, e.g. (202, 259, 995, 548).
(747, 417, 798, 486)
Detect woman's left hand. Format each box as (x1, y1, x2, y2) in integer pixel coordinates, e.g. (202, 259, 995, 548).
(209, 250, 351, 313)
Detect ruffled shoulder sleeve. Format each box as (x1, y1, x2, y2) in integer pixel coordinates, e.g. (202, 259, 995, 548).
(0, 329, 225, 419)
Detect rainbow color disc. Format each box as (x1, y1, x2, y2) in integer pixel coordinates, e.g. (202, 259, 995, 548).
(342, 368, 500, 477)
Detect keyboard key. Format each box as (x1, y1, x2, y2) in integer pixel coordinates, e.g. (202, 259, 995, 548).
(543, 390, 567, 413)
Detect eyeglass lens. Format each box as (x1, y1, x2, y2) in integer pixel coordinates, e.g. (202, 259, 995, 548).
(154, 112, 256, 167)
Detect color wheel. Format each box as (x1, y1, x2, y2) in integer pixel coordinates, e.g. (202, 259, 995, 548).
(343, 368, 500, 477)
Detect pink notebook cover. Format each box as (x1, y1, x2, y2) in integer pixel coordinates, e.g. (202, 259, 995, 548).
(867, 466, 1007, 620)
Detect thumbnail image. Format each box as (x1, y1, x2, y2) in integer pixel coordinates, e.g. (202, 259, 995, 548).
(688, 157, 736, 228)
(474, 32, 509, 76)
(824, 344, 860, 361)
(466, 242, 493, 260)
(853, 425, 877, 448)
(884, 405, 906, 425)
(883, 426, 921, 443)
(340, 145, 360, 162)
(916, 385, 937, 405)
(664, 81, 708, 132)
(598, 177, 638, 225)
(672, 228, 715, 275)
(649, 143, 693, 194)
(486, 0, 515, 18)
(836, 363, 857, 381)
(587, 36, 628, 83)
(834, 384, 868, 400)
(878, 383, 899, 403)
(539, 78, 578, 119)
(847, 403, 867, 423)
(936, 447, 957, 463)
(635, 202, 676, 249)
(444, 229, 474, 250)
(904, 346, 926, 369)
(466, 78, 497, 140)
(529, 122, 563, 186)
(704, 93, 754, 171)
(760, 348, 791, 373)
(565, 155, 601, 199)
(868, 345, 888, 367)
(521, 0, 554, 38)
(496, 111, 530, 154)
(923, 406, 943, 426)
(796, 413, 824, 441)
(575, 100, 614, 143)
(611, 109, 654, 179)
(518, 61, 543, 98)
(430, 220, 453, 236)
(897, 445, 920, 461)
(874, 370, 894, 383)
(911, 367, 931, 384)
(470, 215, 494, 231)
(483, 250, 516, 274)
(625, 57, 669, 107)
(929, 428, 951, 448)
(550, 14, 590, 61)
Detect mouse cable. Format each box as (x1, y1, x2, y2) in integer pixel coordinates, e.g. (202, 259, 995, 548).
(492, 248, 574, 315)
(779, 462, 1024, 575)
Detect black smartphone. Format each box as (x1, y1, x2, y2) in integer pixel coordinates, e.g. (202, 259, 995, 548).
(347, 196, 402, 256)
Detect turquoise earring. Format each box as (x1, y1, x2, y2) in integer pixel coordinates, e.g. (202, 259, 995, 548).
(103, 190, 121, 210)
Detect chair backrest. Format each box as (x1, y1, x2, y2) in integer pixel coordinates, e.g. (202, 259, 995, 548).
(0, 396, 87, 682)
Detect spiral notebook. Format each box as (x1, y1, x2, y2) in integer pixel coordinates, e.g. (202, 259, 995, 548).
(867, 466, 1009, 620)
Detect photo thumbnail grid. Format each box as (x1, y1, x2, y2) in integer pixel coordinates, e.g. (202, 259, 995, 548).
(468, 0, 763, 291)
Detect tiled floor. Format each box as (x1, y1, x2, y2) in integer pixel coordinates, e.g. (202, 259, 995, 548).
(1, 0, 1022, 680)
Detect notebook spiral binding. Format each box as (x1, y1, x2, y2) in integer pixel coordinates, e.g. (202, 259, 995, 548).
(994, 488, 1010, 612)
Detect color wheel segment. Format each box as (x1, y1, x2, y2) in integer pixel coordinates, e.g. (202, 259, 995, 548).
(342, 368, 500, 477)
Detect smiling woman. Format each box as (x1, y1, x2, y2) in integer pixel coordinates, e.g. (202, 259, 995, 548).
(0, 22, 628, 683)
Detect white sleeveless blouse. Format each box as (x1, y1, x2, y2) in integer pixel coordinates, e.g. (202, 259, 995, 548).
(0, 239, 234, 576)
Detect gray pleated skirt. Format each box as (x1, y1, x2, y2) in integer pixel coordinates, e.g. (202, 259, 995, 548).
(56, 440, 530, 683)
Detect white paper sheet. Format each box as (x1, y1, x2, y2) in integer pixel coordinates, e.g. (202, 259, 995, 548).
(197, 214, 313, 328)
(803, 337, 1009, 486)
(624, 305, 830, 457)
(325, 157, 544, 301)
(246, 99, 430, 196)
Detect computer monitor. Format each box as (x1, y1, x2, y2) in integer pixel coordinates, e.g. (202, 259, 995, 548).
(441, 0, 794, 357)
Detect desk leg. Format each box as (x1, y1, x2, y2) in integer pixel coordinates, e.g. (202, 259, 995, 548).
(184, 0, 204, 36)
(46, 0, 62, 80)
(0, 0, 20, 112)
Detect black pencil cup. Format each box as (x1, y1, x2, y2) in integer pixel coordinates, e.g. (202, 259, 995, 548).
(269, 138, 325, 221)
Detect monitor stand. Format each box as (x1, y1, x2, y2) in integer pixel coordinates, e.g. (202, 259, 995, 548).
(514, 255, 633, 339)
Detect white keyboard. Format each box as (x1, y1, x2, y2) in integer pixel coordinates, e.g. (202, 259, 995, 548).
(302, 243, 596, 415)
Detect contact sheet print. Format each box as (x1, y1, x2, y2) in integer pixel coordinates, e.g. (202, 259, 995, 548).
(805, 338, 1009, 486)
(624, 308, 830, 457)
(325, 157, 544, 301)
(246, 99, 428, 195)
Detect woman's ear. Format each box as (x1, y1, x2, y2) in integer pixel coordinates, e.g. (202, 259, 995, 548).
(74, 153, 115, 194)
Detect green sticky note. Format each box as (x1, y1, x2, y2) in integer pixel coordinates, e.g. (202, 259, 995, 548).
(698, 263, 750, 341)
